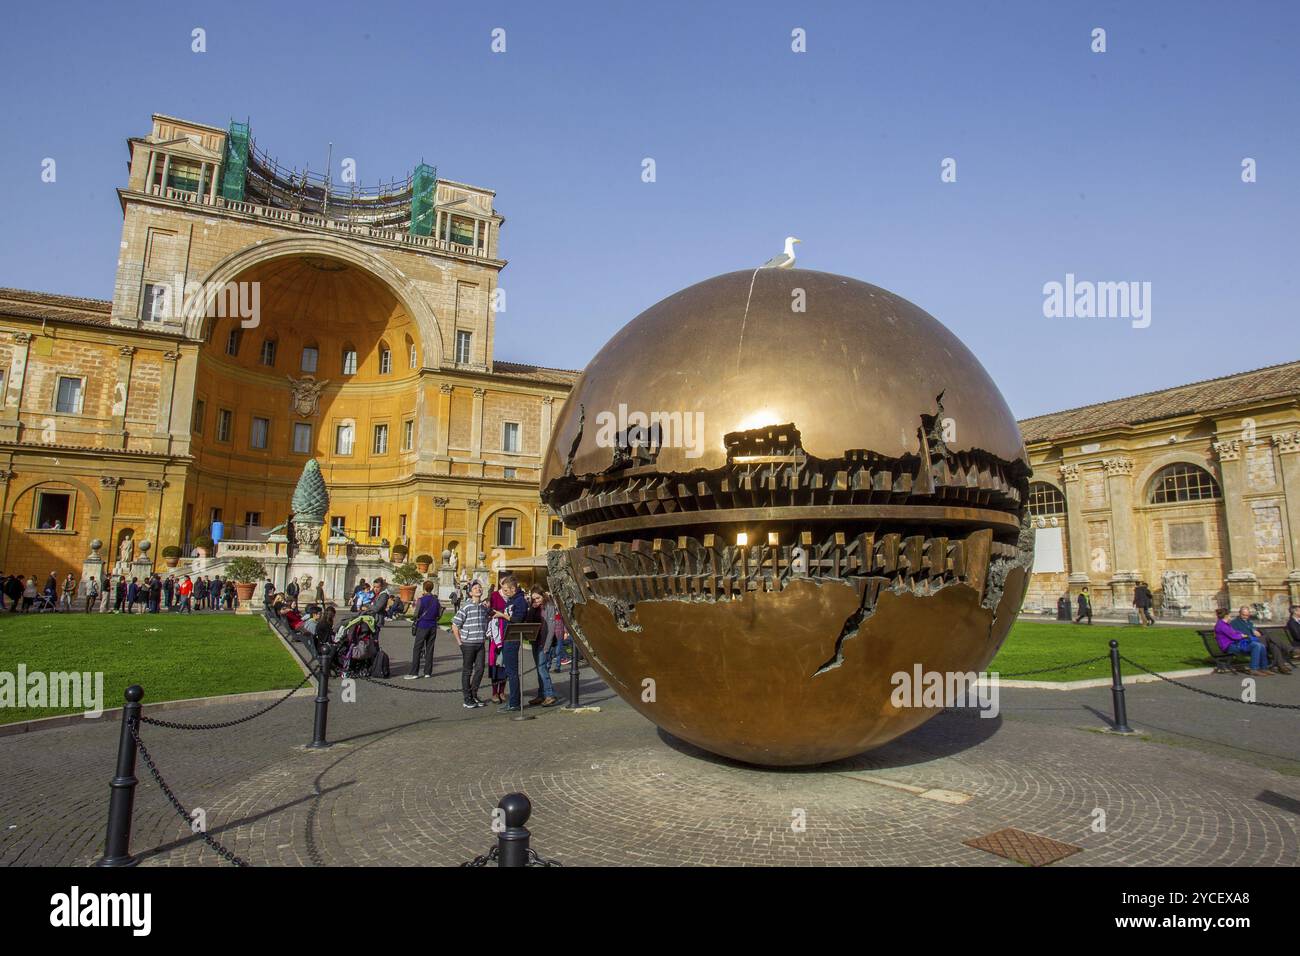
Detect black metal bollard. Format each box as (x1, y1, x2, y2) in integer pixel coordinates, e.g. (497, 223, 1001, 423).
(567, 642, 581, 709)
(96, 685, 143, 867)
(309, 645, 333, 749)
(1108, 639, 1133, 733)
(496, 792, 531, 867)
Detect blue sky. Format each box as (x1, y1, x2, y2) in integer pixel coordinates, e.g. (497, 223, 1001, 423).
(0, 0, 1295, 419)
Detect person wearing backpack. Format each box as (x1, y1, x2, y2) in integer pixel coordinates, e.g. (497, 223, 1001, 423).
(405, 581, 442, 680)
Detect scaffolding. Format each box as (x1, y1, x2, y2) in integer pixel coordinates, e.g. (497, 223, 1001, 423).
(219, 120, 249, 201)
(409, 163, 438, 236)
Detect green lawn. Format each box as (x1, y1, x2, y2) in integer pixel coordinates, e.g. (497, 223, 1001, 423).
(0, 613, 306, 725)
(990, 620, 1211, 681)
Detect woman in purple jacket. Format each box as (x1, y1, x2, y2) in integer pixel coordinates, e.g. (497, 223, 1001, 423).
(1214, 608, 1271, 675)
(404, 580, 442, 679)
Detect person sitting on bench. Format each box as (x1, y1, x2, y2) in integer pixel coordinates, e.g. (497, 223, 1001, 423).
(1215, 608, 1275, 676)
(1230, 606, 1294, 674)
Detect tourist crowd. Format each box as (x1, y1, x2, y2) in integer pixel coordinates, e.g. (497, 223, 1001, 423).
(0, 570, 247, 613)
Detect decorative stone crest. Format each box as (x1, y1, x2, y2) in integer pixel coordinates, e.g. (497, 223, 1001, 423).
(286, 374, 330, 417)
(1271, 431, 1300, 455)
(1101, 456, 1134, 477)
(1212, 439, 1241, 462)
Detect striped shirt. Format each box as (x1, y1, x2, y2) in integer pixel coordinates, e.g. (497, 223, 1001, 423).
(452, 601, 490, 643)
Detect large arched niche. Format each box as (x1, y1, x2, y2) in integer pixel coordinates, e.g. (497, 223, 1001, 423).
(182, 237, 444, 367)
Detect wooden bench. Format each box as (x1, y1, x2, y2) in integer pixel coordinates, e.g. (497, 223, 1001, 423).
(1196, 628, 1249, 674)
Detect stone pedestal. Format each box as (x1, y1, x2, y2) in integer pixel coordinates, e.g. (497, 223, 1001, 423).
(130, 557, 154, 581)
(438, 564, 456, 601)
(1108, 571, 1139, 612)
(80, 554, 104, 598)
(1226, 569, 1261, 610)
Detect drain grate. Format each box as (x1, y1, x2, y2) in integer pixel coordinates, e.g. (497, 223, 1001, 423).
(963, 827, 1082, 866)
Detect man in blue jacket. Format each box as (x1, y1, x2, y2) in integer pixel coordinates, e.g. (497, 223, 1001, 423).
(405, 581, 442, 680)
(495, 574, 529, 713)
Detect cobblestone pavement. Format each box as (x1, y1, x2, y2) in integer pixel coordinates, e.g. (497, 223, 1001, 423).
(2, 620, 1297, 866)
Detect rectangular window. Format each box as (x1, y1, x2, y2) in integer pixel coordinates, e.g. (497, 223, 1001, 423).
(496, 517, 518, 548)
(402, 420, 414, 451)
(292, 422, 312, 454)
(301, 347, 319, 373)
(330, 516, 346, 536)
(504, 467, 517, 479)
(260, 339, 277, 366)
(244, 511, 262, 527)
(455, 330, 472, 364)
(409, 344, 418, 369)
(250, 416, 269, 450)
(55, 376, 84, 414)
(35, 492, 72, 530)
(193, 399, 205, 435)
(373, 423, 389, 455)
(225, 329, 241, 356)
(342, 350, 357, 375)
(503, 421, 520, 453)
(216, 408, 233, 442)
(335, 423, 354, 455)
(143, 283, 169, 322)
(369, 515, 382, 538)
(399, 514, 408, 538)
(449, 215, 475, 246)
(379, 349, 392, 374)
(550, 518, 564, 537)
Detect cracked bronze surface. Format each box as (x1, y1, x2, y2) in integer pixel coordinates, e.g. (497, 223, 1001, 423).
(541, 269, 1032, 765)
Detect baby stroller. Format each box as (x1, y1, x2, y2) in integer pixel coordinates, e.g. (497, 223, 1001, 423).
(32, 589, 59, 613)
(327, 612, 389, 678)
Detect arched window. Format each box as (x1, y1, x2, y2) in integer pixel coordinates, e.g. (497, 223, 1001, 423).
(1148, 463, 1221, 504)
(341, 345, 358, 375)
(300, 342, 319, 373)
(406, 334, 418, 369)
(260, 336, 278, 367)
(1027, 482, 1066, 517)
(378, 340, 392, 375)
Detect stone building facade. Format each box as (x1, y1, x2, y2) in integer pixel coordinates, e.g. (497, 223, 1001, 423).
(1019, 362, 1300, 620)
(0, 113, 577, 593)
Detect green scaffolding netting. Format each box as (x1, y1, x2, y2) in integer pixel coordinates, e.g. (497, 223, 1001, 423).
(409, 163, 437, 236)
(220, 121, 250, 202)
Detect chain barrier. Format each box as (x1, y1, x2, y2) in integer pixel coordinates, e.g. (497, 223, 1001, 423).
(1118, 654, 1300, 710)
(129, 723, 248, 866)
(139, 670, 314, 730)
(997, 655, 1110, 679)
(354, 658, 541, 695)
(460, 845, 563, 867)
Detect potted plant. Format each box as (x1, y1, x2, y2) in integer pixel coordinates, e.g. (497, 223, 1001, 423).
(226, 556, 267, 602)
(161, 545, 182, 568)
(392, 562, 422, 603)
(391, 542, 409, 560)
(194, 533, 214, 558)
(415, 553, 434, 573)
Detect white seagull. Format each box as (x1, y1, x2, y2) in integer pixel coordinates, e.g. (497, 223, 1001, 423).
(760, 236, 801, 269)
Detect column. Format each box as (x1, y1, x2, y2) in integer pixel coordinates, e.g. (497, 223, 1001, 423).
(540, 395, 555, 455)
(0, 468, 17, 567)
(470, 387, 485, 459)
(1059, 463, 1090, 595)
(434, 383, 452, 457)
(197, 162, 208, 199)
(466, 498, 485, 577)
(144, 150, 158, 193)
(148, 479, 168, 569)
(153, 350, 181, 451)
(98, 476, 123, 568)
(159, 153, 171, 194)
(1103, 456, 1139, 609)
(209, 162, 220, 202)
(112, 346, 136, 450)
(1271, 430, 1300, 603)
(1, 332, 33, 441)
(1213, 439, 1260, 607)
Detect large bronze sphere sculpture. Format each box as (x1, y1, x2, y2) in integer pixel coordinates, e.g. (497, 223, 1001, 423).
(541, 269, 1033, 765)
